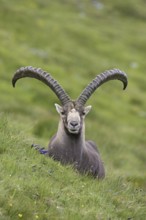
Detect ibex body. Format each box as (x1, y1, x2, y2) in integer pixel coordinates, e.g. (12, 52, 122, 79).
(49, 101, 105, 178)
(12, 66, 128, 179)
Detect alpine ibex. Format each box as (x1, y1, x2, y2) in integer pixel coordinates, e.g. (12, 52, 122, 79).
(12, 66, 128, 179)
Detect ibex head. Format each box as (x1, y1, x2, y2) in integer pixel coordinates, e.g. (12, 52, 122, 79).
(12, 66, 128, 135)
(55, 102, 92, 134)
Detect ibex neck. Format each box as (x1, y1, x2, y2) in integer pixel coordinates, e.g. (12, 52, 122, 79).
(56, 119, 85, 148)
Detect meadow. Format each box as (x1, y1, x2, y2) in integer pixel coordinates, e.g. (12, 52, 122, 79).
(0, 0, 146, 219)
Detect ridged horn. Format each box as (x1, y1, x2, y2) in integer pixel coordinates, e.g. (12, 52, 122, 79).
(12, 66, 71, 105)
(77, 69, 128, 106)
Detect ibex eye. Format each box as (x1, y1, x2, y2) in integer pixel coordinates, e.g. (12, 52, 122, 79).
(82, 111, 86, 115)
(61, 111, 65, 115)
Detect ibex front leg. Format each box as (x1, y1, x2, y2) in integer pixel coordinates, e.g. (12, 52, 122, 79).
(31, 144, 48, 155)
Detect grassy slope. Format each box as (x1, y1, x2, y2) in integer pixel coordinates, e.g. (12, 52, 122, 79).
(0, 0, 146, 219)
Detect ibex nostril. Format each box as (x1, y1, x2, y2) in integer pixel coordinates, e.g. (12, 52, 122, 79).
(70, 121, 78, 127)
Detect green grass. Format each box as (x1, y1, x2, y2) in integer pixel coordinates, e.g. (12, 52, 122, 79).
(0, 0, 146, 219)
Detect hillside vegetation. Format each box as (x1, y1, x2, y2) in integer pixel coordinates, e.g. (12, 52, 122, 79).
(0, 0, 146, 219)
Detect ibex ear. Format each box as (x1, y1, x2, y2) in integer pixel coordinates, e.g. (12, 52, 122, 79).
(55, 103, 64, 115)
(84, 105, 92, 115)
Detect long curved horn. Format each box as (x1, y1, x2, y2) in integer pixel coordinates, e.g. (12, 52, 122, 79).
(77, 69, 128, 106)
(12, 66, 71, 105)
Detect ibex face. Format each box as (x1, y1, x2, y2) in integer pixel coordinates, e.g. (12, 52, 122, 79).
(55, 102, 92, 134)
